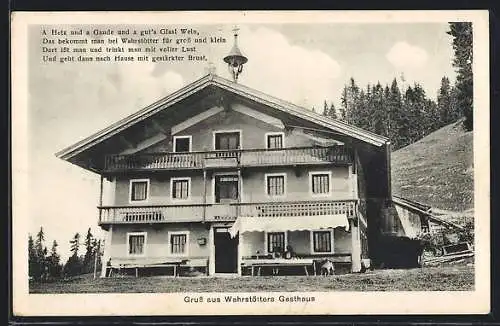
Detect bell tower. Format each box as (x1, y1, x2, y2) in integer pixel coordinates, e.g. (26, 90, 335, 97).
(223, 27, 248, 83)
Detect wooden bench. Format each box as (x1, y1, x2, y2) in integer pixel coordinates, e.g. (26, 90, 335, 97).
(180, 258, 209, 276)
(106, 257, 209, 277)
(242, 258, 315, 276)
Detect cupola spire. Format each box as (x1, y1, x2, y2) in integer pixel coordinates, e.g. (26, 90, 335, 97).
(223, 26, 248, 83)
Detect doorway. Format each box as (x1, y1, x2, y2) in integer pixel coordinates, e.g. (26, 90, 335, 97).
(214, 227, 238, 274)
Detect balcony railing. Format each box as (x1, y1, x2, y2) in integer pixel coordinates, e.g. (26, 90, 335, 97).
(98, 199, 357, 225)
(104, 146, 353, 172)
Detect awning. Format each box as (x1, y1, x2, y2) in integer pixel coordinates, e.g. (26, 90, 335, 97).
(229, 214, 349, 238)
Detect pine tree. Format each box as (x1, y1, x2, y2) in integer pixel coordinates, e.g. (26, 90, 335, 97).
(65, 233, 82, 276)
(70, 232, 80, 257)
(340, 86, 349, 123)
(371, 82, 386, 136)
(341, 78, 360, 124)
(35, 227, 45, 259)
(322, 100, 329, 116)
(329, 103, 337, 120)
(437, 76, 453, 126)
(34, 227, 48, 280)
(28, 235, 38, 279)
(387, 78, 403, 149)
(424, 99, 440, 134)
(83, 228, 94, 273)
(447, 22, 473, 131)
(48, 240, 62, 278)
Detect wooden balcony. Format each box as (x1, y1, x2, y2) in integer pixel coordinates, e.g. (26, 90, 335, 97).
(103, 146, 353, 172)
(98, 199, 357, 226)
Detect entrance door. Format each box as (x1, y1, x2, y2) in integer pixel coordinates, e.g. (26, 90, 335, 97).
(214, 227, 238, 273)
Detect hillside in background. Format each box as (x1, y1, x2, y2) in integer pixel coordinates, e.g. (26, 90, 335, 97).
(391, 119, 473, 213)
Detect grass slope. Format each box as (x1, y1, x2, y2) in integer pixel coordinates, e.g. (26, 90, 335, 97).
(391, 120, 473, 212)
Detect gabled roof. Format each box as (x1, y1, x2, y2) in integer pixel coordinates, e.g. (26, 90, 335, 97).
(56, 73, 389, 161)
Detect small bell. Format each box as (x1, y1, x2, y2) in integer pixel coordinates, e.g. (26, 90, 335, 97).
(223, 27, 248, 82)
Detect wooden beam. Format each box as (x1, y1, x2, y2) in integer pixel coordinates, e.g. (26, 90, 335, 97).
(171, 106, 224, 135)
(120, 133, 168, 155)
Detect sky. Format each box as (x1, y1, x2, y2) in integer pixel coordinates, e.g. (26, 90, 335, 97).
(27, 21, 457, 262)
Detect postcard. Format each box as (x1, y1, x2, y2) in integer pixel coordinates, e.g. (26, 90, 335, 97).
(11, 10, 490, 316)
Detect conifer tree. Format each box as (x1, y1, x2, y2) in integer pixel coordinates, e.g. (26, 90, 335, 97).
(28, 235, 38, 279)
(65, 233, 82, 276)
(83, 228, 94, 273)
(322, 100, 329, 116)
(437, 76, 453, 126)
(329, 103, 338, 120)
(34, 227, 48, 280)
(70, 232, 80, 257)
(48, 240, 62, 278)
(447, 22, 473, 131)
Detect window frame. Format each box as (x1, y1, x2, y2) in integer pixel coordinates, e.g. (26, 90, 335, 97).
(129, 179, 150, 204)
(265, 132, 285, 149)
(264, 173, 287, 198)
(308, 171, 332, 197)
(309, 229, 334, 254)
(126, 231, 147, 257)
(170, 177, 191, 202)
(168, 231, 190, 257)
(211, 172, 241, 204)
(212, 130, 242, 150)
(264, 231, 288, 255)
(173, 135, 192, 152)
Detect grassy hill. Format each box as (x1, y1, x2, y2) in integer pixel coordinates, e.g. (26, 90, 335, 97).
(391, 119, 473, 213)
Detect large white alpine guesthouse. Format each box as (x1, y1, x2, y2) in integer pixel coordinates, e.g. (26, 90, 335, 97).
(57, 31, 423, 278)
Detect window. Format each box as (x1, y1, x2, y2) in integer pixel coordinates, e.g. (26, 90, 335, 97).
(214, 131, 240, 150)
(266, 132, 284, 149)
(169, 231, 189, 256)
(171, 178, 190, 200)
(173, 136, 192, 152)
(311, 230, 333, 253)
(129, 179, 149, 203)
(267, 232, 286, 254)
(214, 175, 239, 203)
(266, 173, 286, 197)
(310, 172, 331, 195)
(127, 232, 146, 256)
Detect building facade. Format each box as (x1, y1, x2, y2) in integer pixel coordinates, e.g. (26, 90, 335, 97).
(56, 72, 398, 277)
